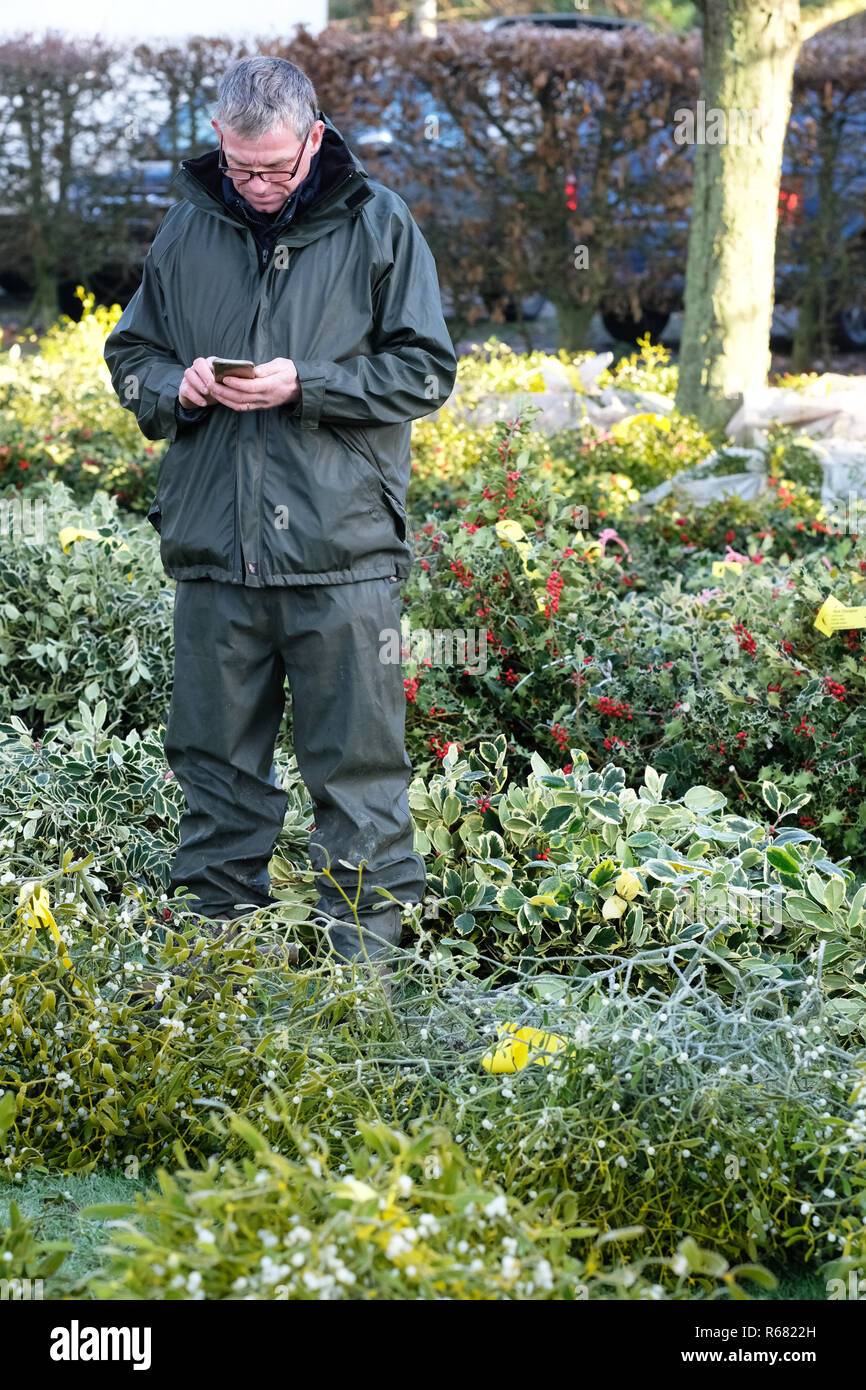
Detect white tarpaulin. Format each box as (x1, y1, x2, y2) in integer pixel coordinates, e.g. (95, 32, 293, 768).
(435, 355, 866, 507)
(639, 373, 866, 510)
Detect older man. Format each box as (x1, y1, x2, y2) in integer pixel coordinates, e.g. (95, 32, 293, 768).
(105, 56, 457, 980)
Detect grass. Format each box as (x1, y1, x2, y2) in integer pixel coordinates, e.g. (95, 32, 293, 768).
(0, 1170, 156, 1294)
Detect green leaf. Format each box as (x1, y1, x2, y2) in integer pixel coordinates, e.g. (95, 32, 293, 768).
(0, 1089, 16, 1135)
(229, 1115, 269, 1152)
(766, 847, 800, 875)
(683, 785, 727, 813)
(641, 859, 680, 882)
(530, 751, 553, 779)
(541, 803, 574, 833)
(729, 1263, 778, 1289)
(807, 871, 826, 904)
(498, 884, 526, 912)
(848, 884, 866, 929)
(761, 781, 784, 814)
(432, 826, 453, 854)
(532, 975, 570, 1003)
(437, 937, 478, 955)
(676, 1236, 728, 1277)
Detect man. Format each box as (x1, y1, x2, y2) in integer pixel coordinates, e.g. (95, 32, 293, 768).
(104, 56, 457, 983)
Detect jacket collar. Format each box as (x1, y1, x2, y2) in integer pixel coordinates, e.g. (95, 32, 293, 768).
(171, 111, 375, 244)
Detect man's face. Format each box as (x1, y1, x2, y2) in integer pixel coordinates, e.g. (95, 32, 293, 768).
(212, 118, 325, 213)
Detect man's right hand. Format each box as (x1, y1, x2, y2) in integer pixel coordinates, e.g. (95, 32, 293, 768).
(178, 356, 217, 409)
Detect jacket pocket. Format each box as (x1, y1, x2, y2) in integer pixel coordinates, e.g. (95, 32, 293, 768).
(379, 482, 407, 544)
(328, 423, 386, 510)
(155, 422, 235, 574)
(328, 423, 408, 542)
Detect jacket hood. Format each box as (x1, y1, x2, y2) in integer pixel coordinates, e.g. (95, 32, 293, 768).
(171, 110, 374, 242)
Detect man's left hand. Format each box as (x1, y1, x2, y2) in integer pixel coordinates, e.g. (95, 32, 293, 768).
(207, 357, 301, 411)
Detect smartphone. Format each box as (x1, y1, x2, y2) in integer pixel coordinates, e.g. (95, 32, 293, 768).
(211, 358, 256, 382)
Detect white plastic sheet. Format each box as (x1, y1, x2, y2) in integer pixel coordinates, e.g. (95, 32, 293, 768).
(640, 374, 866, 510)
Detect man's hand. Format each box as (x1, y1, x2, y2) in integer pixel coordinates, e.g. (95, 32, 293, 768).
(207, 358, 301, 412)
(178, 356, 218, 409)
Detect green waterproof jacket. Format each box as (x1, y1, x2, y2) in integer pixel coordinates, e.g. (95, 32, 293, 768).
(103, 111, 458, 586)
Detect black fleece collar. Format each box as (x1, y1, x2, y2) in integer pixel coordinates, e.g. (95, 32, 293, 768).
(220, 148, 322, 255)
(180, 122, 358, 237)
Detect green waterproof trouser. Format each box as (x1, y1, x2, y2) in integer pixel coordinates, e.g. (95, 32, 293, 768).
(163, 574, 425, 962)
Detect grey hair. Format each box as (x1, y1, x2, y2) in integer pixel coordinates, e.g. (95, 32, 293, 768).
(213, 57, 318, 141)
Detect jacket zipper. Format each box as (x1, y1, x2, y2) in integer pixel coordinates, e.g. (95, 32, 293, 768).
(235, 231, 263, 583)
(253, 247, 289, 581)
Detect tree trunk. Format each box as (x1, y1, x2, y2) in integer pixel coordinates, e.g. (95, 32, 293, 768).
(554, 299, 597, 355)
(676, 0, 801, 430)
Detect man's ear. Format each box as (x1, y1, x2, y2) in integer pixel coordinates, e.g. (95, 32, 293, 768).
(211, 118, 222, 139)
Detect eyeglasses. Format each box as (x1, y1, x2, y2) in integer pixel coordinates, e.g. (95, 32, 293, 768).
(217, 129, 310, 184)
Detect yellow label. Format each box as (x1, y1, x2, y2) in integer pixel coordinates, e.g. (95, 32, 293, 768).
(496, 519, 549, 612)
(481, 1023, 567, 1074)
(711, 561, 743, 577)
(573, 529, 602, 559)
(814, 595, 866, 637)
(495, 518, 529, 548)
(58, 527, 130, 556)
(18, 883, 73, 970)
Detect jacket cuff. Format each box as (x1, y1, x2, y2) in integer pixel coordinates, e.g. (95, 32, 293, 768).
(174, 397, 210, 428)
(291, 361, 327, 429)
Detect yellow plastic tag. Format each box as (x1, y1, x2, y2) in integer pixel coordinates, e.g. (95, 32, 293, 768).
(58, 527, 131, 556)
(711, 561, 743, 577)
(481, 1022, 568, 1074)
(495, 519, 549, 612)
(814, 595, 866, 637)
(18, 883, 73, 971)
(573, 529, 602, 560)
